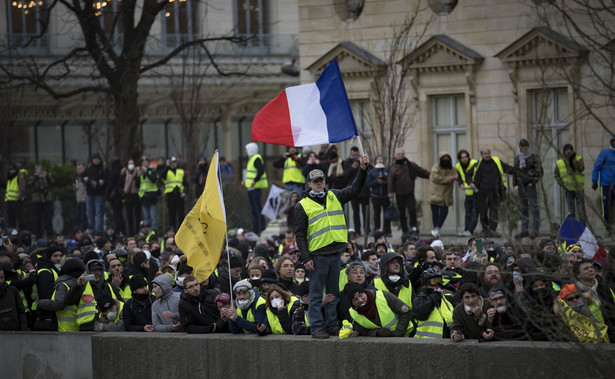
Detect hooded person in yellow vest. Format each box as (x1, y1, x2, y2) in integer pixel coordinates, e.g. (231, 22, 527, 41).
(456, 150, 478, 237)
(244, 143, 268, 235)
(554, 144, 586, 225)
(160, 156, 190, 231)
(344, 283, 413, 337)
(374, 253, 414, 311)
(273, 146, 305, 197)
(3, 163, 26, 230)
(467, 148, 513, 238)
(295, 154, 369, 339)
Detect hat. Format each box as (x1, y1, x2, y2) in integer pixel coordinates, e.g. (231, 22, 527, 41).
(35, 238, 48, 248)
(558, 283, 578, 300)
(229, 255, 244, 269)
(129, 275, 148, 292)
(170, 156, 177, 162)
(88, 260, 104, 272)
(562, 144, 574, 154)
(566, 244, 581, 253)
(133, 251, 148, 267)
(430, 240, 444, 250)
(373, 230, 385, 242)
(308, 169, 325, 182)
(344, 283, 366, 303)
(8, 163, 17, 171)
(281, 244, 298, 256)
(214, 293, 231, 307)
(298, 281, 310, 297)
(233, 280, 252, 293)
(294, 262, 306, 272)
(519, 139, 530, 147)
(260, 269, 278, 283)
(98, 295, 115, 312)
(253, 244, 269, 258)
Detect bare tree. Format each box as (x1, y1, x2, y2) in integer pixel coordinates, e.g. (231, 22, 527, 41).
(0, 0, 243, 164)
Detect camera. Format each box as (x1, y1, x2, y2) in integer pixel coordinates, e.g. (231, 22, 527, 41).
(2, 235, 9, 245)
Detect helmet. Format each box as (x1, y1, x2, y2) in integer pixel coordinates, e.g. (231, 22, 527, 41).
(420, 267, 442, 286)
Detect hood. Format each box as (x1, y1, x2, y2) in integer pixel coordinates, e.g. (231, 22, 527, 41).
(111, 157, 122, 170)
(245, 142, 259, 157)
(56, 275, 78, 286)
(91, 153, 103, 165)
(152, 273, 174, 298)
(438, 151, 451, 160)
(379, 252, 405, 277)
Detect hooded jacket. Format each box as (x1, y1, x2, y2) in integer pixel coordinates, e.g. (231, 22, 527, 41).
(85, 154, 106, 196)
(428, 152, 457, 206)
(151, 274, 181, 332)
(377, 253, 411, 297)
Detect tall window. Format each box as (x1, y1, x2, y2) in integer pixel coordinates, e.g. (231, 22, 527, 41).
(95, 0, 123, 37)
(432, 94, 467, 233)
(7, 1, 48, 49)
(529, 87, 570, 225)
(234, 0, 269, 49)
(163, 0, 199, 48)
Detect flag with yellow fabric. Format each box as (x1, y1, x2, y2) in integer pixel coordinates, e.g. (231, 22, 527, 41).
(175, 151, 226, 282)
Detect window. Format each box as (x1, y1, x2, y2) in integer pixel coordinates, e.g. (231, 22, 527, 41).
(95, 0, 123, 37)
(432, 94, 467, 233)
(7, 0, 48, 49)
(529, 87, 570, 224)
(234, 0, 269, 50)
(163, 0, 199, 48)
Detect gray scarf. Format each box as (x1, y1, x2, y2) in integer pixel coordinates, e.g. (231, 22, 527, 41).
(517, 148, 533, 168)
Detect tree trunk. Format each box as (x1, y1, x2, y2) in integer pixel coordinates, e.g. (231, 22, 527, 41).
(113, 67, 142, 164)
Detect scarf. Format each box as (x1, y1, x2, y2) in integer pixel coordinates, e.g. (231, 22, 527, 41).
(575, 279, 601, 305)
(355, 289, 376, 320)
(517, 148, 533, 167)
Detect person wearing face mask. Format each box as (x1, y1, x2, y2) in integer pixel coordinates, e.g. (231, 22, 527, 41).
(121, 159, 141, 236)
(37, 258, 84, 332)
(123, 276, 155, 332)
(344, 282, 412, 337)
(173, 263, 194, 293)
(412, 268, 454, 339)
(32, 246, 62, 330)
(265, 284, 300, 334)
(592, 135, 615, 233)
(513, 139, 544, 239)
(94, 294, 124, 331)
(367, 155, 391, 237)
(227, 280, 268, 335)
(374, 253, 413, 311)
(292, 281, 311, 335)
(553, 283, 608, 343)
(428, 152, 458, 238)
(450, 283, 491, 341)
(516, 275, 566, 341)
(483, 285, 525, 341)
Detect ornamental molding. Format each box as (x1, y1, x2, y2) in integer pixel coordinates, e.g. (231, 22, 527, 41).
(306, 41, 386, 79)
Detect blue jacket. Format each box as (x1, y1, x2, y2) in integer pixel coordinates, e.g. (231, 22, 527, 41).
(592, 148, 615, 186)
(366, 167, 388, 198)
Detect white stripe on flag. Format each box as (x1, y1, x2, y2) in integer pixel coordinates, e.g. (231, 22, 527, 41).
(286, 83, 328, 146)
(578, 227, 599, 259)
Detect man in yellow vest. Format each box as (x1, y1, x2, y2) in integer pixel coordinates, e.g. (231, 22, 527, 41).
(412, 268, 454, 339)
(456, 150, 478, 237)
(244, 143, 268, 235)
(467, 148, 513, 238)
(160, 156, 189, 231)
(273, 146, 305, 197)
(554, 144, 586, 225)
(295, 153, 369, 339)
(3, 163, 26, 230)
(137, 156, 159, 232)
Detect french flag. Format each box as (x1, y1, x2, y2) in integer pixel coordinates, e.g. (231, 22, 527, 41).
(251, 59, 358, 147)
(558, 215, 607, 264)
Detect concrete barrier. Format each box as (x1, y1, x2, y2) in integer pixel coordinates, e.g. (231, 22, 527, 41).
(91, 334, 615, 379)
(0, 332, 93, 379)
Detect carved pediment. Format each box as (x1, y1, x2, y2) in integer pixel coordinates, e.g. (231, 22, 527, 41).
(399, 35, 484, 72)
(496, 26, 588, 66)
(306, 41, 385, 78)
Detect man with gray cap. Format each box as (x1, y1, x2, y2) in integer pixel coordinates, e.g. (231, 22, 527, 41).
(295, 153, 369, 339)
(592, 136, 615, 232)
(159, 156, 189, 231)
(512, 139, 543, 239)
(554, 143, 585, 225)
(244, 143, 268, 235)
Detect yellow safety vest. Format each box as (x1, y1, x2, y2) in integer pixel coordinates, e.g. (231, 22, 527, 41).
(456, 160, 477, 196)
(5, 176, 21, 202)
(53, 282, 79, 332)
(556, 156, 584, 192)
(163, 169, 185, 194)
(557, 298, 609, 343)
(374, 277, 413, 309)
(283, 157, 305, 184)
(237, 296, 267, 325)
(245, 154, 268, 189)
(299, 192, 347, 252)
(414, 295, 454, 339)
(266, 297, 299, 334)
(31, 268, 59, 311)
(349, 290, 413, 337)
(138, 172, 158, 198)
(474, 156, 507, 188)
(76, 282, 119, 326)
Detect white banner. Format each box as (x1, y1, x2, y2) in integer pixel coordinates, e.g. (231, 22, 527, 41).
(261, 184, 285, 220)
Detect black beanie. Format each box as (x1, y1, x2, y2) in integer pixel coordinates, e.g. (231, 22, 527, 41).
(83, 250, 99, 266)
(345, 283, 366, 303)
(298, 281, 310, 297)
(133, 252, 147, 267)
(177, 263, 193, 276)
(60, 259, 85, 278)
(261, 269, 278, 283)
(129, 275, 148, 293)
(563, 144, 574, 154)
(229, 255, 244, 269)
(253, 244, 269, 258)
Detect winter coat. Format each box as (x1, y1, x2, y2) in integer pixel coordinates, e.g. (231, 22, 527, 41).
(513, 153, 544, 187)
(123, 294, 155, 331)
(592, 148, 615, 186)
(0, 284, 28, 330)
(85, 158, 107, 196)
(178, 287, 225, 334)
(366, 166, 389, 198)
(151, 274, 181, 332)
(29, 171, 53, 203)
(37, 275, 78, 312)
(450, 297, 490, 339)
(428, 152, 457, 206)
(388, 158, 430, 196)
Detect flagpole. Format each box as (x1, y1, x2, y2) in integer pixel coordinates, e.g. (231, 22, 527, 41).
(215, 149, 234, 302)
(356, 134, 365, 156)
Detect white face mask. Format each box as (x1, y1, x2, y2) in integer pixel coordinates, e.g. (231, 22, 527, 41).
(464, 304, 473, 313)
(54, 263, 61, 270)
(177, 277, 185, 287)
(388, 275, 401, 283)
(106, 311, 117, 321)
(128, 164, 135, 171)
(374, 163, 385, 169)
(496, 305, 507, 314)
(271, 298, 284, 308)
(236, 299, 250, 308)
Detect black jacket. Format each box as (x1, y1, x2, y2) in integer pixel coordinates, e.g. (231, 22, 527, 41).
(85, 161, 107, 196)
(0, 284, 28, 331)
(123, 294, 155, 331)
(178, 287, 225, 334)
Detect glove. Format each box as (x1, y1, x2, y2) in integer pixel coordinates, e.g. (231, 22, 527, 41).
(592, 182, 598, 191)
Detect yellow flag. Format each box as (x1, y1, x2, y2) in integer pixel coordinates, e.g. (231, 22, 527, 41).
(175, 151, 226, 282)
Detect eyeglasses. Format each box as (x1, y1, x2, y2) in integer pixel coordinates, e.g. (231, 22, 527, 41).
(565, 294, 581, 302)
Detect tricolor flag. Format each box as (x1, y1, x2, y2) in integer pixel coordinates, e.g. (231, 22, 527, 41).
(175, 151, 226, 282)
(558, 215, 607, 264)
(251, 59, 358, 147)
